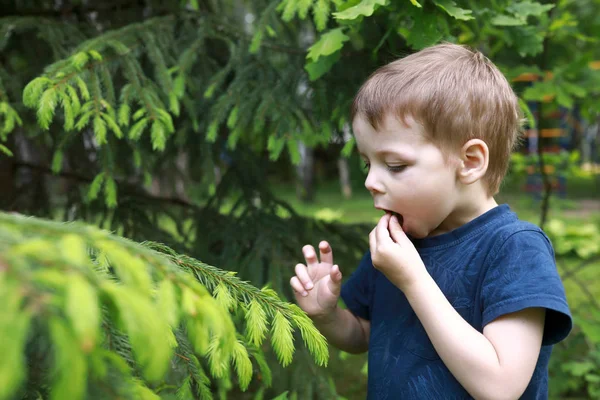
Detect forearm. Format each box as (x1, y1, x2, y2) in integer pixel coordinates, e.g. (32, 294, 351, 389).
(311, 307, 369, 354)
(403, 274, 520, 400)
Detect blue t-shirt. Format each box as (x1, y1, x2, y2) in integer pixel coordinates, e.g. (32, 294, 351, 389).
(340, 204, 572, 399)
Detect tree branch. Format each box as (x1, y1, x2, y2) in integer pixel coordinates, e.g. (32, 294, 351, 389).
(11, 160, 200, 210)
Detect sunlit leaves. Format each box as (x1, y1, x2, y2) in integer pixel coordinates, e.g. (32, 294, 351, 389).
(306, 28, 349, 62)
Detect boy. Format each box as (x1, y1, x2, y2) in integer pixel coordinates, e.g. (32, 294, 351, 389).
(290, 43, 572, 399)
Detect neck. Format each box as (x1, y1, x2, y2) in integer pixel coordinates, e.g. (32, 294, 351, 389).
(430, 185, 498, 237)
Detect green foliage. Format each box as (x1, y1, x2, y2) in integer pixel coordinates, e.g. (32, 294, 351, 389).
(547, 219, 600, 259)
(0, 212, 328, 399)
(3, 0, 600, 398)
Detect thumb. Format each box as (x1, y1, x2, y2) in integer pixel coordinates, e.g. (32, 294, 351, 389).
(327, 265, 342, 296)
(389, 215, 410, 246)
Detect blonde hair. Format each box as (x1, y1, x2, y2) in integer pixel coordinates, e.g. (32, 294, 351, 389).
(351, 43, 522, 195)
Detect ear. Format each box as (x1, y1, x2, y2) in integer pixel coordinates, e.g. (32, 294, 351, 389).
(457, 139, 489, 185)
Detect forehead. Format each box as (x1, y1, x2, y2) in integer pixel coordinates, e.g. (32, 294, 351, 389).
(352, 113, 427, 153)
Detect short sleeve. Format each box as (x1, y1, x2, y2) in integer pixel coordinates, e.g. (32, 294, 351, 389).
(481, 229, 572, 345)
(340, 251, 374, 321)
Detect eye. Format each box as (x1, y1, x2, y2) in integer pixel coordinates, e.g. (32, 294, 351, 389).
(387, 165, 406, 173)
(362, 161, 370, 171)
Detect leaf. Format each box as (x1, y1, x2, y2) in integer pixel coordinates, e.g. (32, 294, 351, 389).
(207, 121, 219, 142)
(250, 29, 264, 54)
(157, 280, 179, 328)
(433, 0, 473, 20)
(66, 85, 82, 116)
(49, 318, 87, 400)
(522, 83, 550, 103)
(59, 90, 75, 130)
(204, 82, 217, 99)
(129, 118, 149, 140)
(38, 89, 58, 129)
(169, 92, 180, 116)
(245, 300, 268, 346)
(511, 26, 544, 57)
(333, 0, 388, 20)
(226, 106, 239, 129)
(507, 1, 554, 18)
(87, 172, 105, 202)
(0, 144, 13, 156)
(118, 103, 131, 126)
(102, 113, 123, 138)
(151, 120, 167, 151)
(286, 138, 301, 165)
(306, 28, 350, 62)
(278, 0, 297, 21)
(270, 311, 295, 367)
(305, 51, 341, 81)
(60, 233, 88, 266)
(312, 0, 330, 31)
(491, 15, 526, 26)
(409, 0, 422, 7)
(214, 282, 235, 311)
(206, 336, 231, 379)
(76, 77, 91, 101)
(267, 135, 286, 161)
(133, 380, 161, 400)
(102, 284, 173, 382)
(289, 305, 328, 366)
(133, 108, 147, 121)
(173, 74, 186, 98)
(104, 176, 118, 208)
(232, 340, 253, 391)
(405, 11, 444, 50)
(75, 110, 93, 131)
(23, 77, 52, 108)
(89, 50, 103, 60)
(93, 115, 107, 145)
(0, 283, 31, 400)
(341, 136, 355, 157)
(72, 52, 90, 70)
(561, 81, 586, 98)
(66, 274, 100, 352)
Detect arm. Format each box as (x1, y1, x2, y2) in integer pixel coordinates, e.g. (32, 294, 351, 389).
(312, 308, 370, 354)
(404, 275, 545, 400)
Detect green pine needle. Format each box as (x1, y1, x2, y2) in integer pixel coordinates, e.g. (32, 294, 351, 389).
(270, 311, 295, 367)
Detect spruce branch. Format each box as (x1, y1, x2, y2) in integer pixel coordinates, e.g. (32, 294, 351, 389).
(0, 211, 329, 400)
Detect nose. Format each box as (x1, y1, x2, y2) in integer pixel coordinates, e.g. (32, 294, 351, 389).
(364, 169, 384, 194)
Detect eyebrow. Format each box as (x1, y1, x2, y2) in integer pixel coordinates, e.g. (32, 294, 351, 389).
(358, 149, 414, 159)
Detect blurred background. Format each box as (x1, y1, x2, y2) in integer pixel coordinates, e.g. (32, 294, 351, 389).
(1, 0, 599, 398)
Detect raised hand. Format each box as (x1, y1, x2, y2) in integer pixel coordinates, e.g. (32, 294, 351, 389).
(290, 241, 343, 319)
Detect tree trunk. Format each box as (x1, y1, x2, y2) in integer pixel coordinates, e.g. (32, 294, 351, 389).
(337, 157, 352, 199)
(295, 142, 314, 202)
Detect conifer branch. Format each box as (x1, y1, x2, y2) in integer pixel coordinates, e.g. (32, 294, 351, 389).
(0, 211, 329, 399)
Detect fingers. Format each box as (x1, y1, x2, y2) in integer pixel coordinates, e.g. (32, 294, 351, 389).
(294, 263, 314, 290)
(388, 215, 410, 246)
(290, 276, 308, 297)
(302, 244, 319, 270)
(376, 213, 392, 244)
(319, 241, 334, 265)
(327, 264, 342, 296)
(369, 228, 377, 254)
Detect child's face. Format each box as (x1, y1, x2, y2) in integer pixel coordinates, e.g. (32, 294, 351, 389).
(353, 114, 462, 238)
